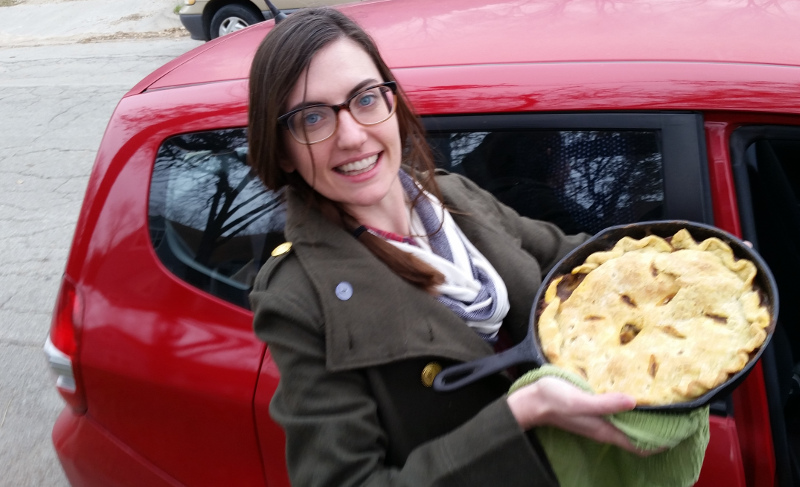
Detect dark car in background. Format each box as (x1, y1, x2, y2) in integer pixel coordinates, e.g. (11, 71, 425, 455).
(46, 0, 800, 485)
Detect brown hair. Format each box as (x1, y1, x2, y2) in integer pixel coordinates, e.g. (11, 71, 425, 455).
(247, 8, 443, 291)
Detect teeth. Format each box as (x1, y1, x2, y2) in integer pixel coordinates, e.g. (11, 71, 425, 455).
(336, 154, 378, 175)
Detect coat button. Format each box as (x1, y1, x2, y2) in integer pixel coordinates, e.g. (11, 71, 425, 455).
(335, 282, 353, 301)
(271, 242, 292, 257)
(421, 362, 442, 387)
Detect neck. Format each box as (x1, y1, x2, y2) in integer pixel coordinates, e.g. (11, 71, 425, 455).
(343, 177, 410, 236)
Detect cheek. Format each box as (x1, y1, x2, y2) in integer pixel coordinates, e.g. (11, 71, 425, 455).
(381, 118, 403, 153)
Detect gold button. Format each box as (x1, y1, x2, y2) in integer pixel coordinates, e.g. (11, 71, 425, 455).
(271, 242, 292, 257)
(421, 362, 442, 388)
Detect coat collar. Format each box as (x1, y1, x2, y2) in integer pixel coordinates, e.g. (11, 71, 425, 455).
(284, 188, 495, 372)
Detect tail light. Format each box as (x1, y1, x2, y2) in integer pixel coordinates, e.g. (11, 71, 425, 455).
(44, 276, 87, 413)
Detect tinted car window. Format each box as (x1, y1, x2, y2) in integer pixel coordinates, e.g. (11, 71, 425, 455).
(427, 130, 664, 234)
(148, 128, 285, 308)
(730, 127, 800, 473)
(149, 121, 680, 307)
(732, 129, 800, 345)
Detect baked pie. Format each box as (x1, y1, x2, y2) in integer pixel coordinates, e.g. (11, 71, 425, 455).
(537, 229, 771, 405)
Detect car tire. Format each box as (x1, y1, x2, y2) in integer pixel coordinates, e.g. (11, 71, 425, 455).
(209, 4, 263, 39)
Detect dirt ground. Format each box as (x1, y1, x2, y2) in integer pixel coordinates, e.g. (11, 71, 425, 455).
(0, 0, 188, 47)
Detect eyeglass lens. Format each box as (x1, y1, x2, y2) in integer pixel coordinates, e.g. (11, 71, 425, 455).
(288, 85, 395, 144)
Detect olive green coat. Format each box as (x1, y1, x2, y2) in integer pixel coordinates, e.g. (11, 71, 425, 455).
(250, 171, 587, 486)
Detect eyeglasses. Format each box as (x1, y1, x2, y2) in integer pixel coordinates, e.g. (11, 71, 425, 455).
(278, 81, 397, 145)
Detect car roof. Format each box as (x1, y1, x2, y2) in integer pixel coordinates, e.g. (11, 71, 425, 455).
(132, 0, 800, 94)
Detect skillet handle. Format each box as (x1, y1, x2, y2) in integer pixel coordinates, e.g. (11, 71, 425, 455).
(433, 340, 537, 392)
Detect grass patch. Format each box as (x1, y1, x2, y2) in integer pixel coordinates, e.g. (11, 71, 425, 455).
(0, 0, 22, 7)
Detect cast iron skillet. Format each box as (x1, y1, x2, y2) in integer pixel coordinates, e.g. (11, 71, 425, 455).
(433, 220, 779, 411)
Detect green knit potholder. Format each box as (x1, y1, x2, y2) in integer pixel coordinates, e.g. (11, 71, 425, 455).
(510, 365, 710, 487)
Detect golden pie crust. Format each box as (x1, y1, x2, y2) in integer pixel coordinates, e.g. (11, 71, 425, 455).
(537, 229, 771, 405)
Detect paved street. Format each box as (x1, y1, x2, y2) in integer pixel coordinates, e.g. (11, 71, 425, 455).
(0, 32, 202, 486)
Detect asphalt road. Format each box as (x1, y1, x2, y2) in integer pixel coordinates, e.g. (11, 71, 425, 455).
(0, 36, 203, 487)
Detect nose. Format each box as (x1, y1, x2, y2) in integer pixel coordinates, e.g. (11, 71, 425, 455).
(335, 109, 368, 149)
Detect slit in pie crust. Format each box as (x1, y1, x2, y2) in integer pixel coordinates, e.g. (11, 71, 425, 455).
(537, 229, 771, 405)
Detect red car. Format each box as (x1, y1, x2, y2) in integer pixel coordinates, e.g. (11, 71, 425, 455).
(45, 0, 800, 485)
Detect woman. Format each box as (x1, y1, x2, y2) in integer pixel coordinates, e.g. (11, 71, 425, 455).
(248, 8, 640, 486)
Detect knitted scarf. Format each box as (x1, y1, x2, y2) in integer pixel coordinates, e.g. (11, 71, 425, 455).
(374, 171, 510, 342)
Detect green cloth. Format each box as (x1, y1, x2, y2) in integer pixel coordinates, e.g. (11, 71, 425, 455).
(509, 365, 709, 487)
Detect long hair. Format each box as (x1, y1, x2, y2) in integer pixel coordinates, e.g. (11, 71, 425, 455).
(247, 8, 444, 291)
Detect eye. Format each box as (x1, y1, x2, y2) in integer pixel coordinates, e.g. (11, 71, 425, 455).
(304, 113, 322, 125)
(355, 91, 378, 108)
(298, 108, 328, 129)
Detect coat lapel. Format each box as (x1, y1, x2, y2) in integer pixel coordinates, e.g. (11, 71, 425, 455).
(285, 190, 495, 372)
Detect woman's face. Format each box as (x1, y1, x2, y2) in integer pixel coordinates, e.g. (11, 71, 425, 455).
(280, 38, 403, 217)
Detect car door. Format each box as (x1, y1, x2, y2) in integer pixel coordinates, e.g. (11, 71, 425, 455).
(134, 126, 278, 486)
(422, 112, 753, 487)
(730, 124, 800, 486)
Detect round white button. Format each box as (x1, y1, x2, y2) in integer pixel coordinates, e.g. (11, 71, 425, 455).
(335, 282, 353, 301)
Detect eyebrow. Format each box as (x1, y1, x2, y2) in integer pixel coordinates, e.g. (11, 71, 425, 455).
(286, 78, 381, 113)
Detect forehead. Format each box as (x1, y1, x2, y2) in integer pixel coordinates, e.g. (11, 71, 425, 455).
(288, 37, 382, 105)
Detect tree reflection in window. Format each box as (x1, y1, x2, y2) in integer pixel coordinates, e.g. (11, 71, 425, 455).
(429, 130, 664, 234)
(149, 127, 665, 308)
(149, 128, 285, 309)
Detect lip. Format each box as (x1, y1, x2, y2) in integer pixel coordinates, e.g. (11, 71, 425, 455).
(333, 152, 382, 181)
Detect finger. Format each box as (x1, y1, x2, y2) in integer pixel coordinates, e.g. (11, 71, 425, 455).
(550, 415, 635, 450)
(558, 391, 637, 417)
(534, 378, 637, 415)
(581, 422, 667, 457)
(582, 392, 637, 415)
(635, 446, 669, 457)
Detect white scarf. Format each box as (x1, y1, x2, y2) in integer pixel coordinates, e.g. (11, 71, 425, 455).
(377, 172, 510, 342)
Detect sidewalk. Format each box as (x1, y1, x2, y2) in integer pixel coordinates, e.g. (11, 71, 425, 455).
(0, 0, 187, 48)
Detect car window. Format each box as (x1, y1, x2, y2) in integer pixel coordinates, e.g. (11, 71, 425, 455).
(730, 126, 800, 464)
(426, 112, 710, 231)
(148, 128, 285, 309)
(148, 115, 706, 309)
(732, 127, 800, 359)
(427, 129, 664, 235)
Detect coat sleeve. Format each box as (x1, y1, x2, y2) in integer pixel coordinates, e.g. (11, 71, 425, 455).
(251, 258, 558, 487)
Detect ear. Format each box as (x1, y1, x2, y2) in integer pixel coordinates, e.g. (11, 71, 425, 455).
(279, 157, 296, 173)
(277, 133, 297, 173)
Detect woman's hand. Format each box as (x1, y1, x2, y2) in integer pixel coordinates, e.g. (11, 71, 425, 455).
(507, 377, 656, 455)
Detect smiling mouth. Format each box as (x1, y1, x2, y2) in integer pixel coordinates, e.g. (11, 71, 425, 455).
(335, 154, 379, 176)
